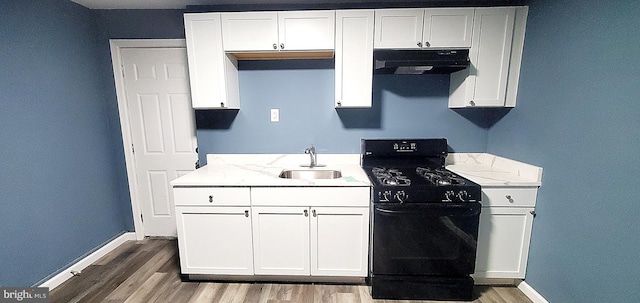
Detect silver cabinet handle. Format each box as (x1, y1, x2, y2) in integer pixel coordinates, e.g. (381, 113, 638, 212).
(312, 209, 317, 217)
(336, 101, 342, 107)
(208, 195, 213, 203)
(417, 41, 422, 47)
(506, 195, 514, 203)
(469, 100, 476, 106)
(424, 41, 431, 47)
(530, 210, 537, 217)
(272, 43, 277, 49)
(220, 102, 225, 108)
(280, 43, 285, 49)
(245, 210, 249, 217)
(304, 209, 308, 217)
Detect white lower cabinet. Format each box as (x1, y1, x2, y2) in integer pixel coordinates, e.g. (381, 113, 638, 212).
(176, 206, 254, 275)
(174, 186, 371, 278)
(252, 206, 369, 277)
(311, 207, 369, 276)
(474, 187, 536, 279)
(251, 207, 311, 275)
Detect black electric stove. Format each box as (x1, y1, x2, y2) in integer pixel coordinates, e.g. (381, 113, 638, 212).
(362, 138, 482, 301)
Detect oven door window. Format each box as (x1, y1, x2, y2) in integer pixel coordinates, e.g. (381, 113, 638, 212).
(372, 203, 481, 276)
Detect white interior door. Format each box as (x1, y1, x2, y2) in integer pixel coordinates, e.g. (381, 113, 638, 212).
(120, 47, 197, 236)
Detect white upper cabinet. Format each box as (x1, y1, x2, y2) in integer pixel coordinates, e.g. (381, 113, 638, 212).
(449, 7, 528, 108)
(374, 9, 423, 49)
(335, 10, 374, 108)
(184, 13, 240, 109)
(422, 8, 474, 48)
(222, 10, 335, 52)
(221, 12, 279, 52)
(374, 8, 474, 49)
(279, 11, 335, 51)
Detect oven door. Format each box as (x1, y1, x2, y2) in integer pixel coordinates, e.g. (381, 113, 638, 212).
(372, 202, 481, 276)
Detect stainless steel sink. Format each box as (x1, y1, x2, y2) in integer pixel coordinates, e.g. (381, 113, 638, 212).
(279, 169, 342, 179)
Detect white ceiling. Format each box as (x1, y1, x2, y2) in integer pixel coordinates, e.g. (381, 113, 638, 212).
(70, 0, 394, 10)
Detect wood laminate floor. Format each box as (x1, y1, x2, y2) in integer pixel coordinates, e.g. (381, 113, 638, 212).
(49, 239, 532, 303)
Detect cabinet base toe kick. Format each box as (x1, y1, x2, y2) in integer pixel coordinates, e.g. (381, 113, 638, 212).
(183, 274, 366, 284)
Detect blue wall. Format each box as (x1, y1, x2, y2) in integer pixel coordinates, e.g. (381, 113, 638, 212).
(487, 0, 640, 302)
(197, 62, 490, 163)
(0, 1, 130, 286)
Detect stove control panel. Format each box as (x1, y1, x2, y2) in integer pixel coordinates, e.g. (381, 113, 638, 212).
(375, 189, 477, 203)
(393, 141, 418, 153)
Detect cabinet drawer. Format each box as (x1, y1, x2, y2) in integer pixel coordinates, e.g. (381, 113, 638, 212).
(482, 188, 537, 207)
(251, 187, 370, 207)
(173, 187, 251, 206)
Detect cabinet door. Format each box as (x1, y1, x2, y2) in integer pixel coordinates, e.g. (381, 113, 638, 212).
(278, 11, 335, 51)
(469, 7, 515, 107)
(310, 207, 369, 277)
(450, 7, 516, 108)
(374, 9, 424, 49)
(252, 207, 310, 275)
(335, 10, 374, 108)
(474, 207, 534, 279)
(184, 13, 240, 109)
(175, 206, 253, 275)
(221, 12, 279, 52)
(422, 8, 474, 48)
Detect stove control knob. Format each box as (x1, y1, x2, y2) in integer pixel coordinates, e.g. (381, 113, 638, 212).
(457, 190, 470, 202)
(380, 191, 393, 202)
(444, 190, 456, 202)
(395, 191, 407, 203)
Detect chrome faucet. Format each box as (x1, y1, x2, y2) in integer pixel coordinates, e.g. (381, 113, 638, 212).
(303, 144, 325, 168)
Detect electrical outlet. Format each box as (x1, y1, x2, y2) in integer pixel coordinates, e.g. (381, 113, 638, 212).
(270, 108, 279, 122)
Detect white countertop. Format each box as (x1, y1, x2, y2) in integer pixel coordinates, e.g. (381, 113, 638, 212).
(171, 153, 542, 188)
(171, 154, 371, 187)
(446, 153, 543, 187)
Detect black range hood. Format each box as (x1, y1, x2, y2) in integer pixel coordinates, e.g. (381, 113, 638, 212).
(374, 49, 470, 75)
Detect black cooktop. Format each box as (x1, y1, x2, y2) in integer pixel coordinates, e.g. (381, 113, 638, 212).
(361, 139, 481, 203)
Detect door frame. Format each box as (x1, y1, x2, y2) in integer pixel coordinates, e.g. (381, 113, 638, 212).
(110, 39, 188, 240)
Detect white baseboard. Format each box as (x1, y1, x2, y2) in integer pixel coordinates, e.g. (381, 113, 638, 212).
(517, 281, 549, 303)
(39, 232, 136, 290)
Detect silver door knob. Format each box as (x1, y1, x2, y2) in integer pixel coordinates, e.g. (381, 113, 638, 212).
(280, 43, 285, 49)
(272, 43, 277, 49)
(417, 41, 422, 47)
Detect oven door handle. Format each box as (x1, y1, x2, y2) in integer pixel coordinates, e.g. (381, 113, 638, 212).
(375, 205, 481, 216)
(374, 207, 413, 215)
